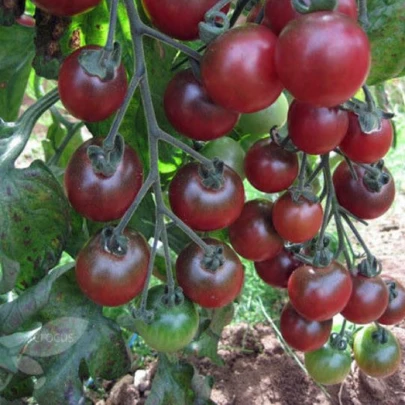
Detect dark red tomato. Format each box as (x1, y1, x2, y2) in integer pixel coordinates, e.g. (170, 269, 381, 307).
(58, 45, 128, 122)
(339, 113, 393, 163)
(341, 275, 389, 324)
(176, 238, 244, 308)
(264, 0, 358, 35)
(76, 228, 150, 306)
(244, 138, 299, 193)
(378, 277, 405, 325)
(288, 261, 353, 321)
(64, 138, 143, 222)
(33, 0, 101, 16)
(272, 193, 323, 243)
(333, 161, 396, 220)
(288, 100, 349, 155)
(141, 0, 230, 41)
(275, 12, 370, 107)
(201, 24, 283, 113)
(228, 199, 284, 262)
(16, 14, 35, 27)
(254, 248, 302, 288)
(164, 69, 239, 141)
(168, 162, 245, 232)
(280, 302, 333, 352)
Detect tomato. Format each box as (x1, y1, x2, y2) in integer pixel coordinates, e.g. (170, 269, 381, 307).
(141, 0, 230, 41)
(264, 0, 358, 35)
(16, 14, 35, 27)
(164, 69, 239, 141)
(64, 138, 143, 222)
(272, 193, 323, 243)
(341, 274, 389, 324)
(275, 12, 370, 107)
(305, 342, 352, 385)
(58, 45, 128, 122)
(288, 262, 353, 321)
(133, 285, 199, 352)
(201, 24, 283, 113)
(280, 302, 332, 352)
(244, 138, 299, 193)
(75, 228, 150, 307)
(33, 0, 101, 16)
(228, 199, 284, 262)
(333, 161, 396, 220)
(254, 248, 302, 289)
(339, 113, 394, 163)
(353, 324, 401, 378)
(168, 162, 244, 231)
(288, 100, 349, 155)
(176, 238, 244, 308)
(378, 277, 405, 325)
(200, 137, 246, 180)
(237, 93, 289, 136)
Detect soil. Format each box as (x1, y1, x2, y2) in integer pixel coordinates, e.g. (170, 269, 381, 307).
(96, 191, 405, 405)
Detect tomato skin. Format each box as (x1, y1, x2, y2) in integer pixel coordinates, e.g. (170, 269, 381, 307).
(272, 193, 323, 243)
(64, 138, 143, 222)
(333, 161, 396, 220)
(164, 69, 239, 141)
(141, 0, 230, 41)
(168, 162, 245, 231)
(275, 12, 370, 107)
(228, 199, 284, 262)
(58, 45, 128, 122)
(280, 302, 332, 352)
(341, 275, 389, 324)
(201, 24, 283, 113)
(288, 100, 349, 155)
(134, 285, 199, 353)
(254, 248, 301, 288)
(288, 262, 353, 321)
(244, 138, 299, 193)
(378, 277, 405, 325)
(176, 238, 244, 308)
(339, 113, 393, 163)
(75, 229, 150, 307)
(353, 324, 401, 378)
(33, 0, 101, 16)
(305, 342, 352, 385)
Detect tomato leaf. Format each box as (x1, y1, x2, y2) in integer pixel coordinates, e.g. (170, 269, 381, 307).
(0, 255, 20, 295)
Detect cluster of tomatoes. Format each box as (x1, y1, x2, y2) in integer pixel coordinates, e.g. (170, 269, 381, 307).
(32, 0, 404, 385)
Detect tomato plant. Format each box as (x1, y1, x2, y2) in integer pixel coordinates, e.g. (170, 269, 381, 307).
(32, 0, 101, 16)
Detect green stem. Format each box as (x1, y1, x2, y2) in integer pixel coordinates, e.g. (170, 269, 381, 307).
(105, 0, 119, 52)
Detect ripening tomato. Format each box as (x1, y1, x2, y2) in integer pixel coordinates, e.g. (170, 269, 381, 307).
(33, 0, 101, 16)
(378, 277, 405, 325)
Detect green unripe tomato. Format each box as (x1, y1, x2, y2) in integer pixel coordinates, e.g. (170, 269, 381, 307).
(237, 92, 289, 136)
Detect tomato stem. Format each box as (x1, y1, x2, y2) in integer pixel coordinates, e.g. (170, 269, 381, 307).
(105, 0, 119, 52)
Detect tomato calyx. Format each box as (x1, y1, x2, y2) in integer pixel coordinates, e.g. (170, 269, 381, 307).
(386, 280, 399, 302)
(292, 0, 338, 14)
(271, 127, 298, 153)
(161, 285, 185, 307)
(371, 324, 389, 344)
(362, 161, 391, 193)
(199, 7, 230, 44)
(357, 255, 382, 277)
(101, 226, 129, 257)
(201, 245, 225, 272)
(289, 185, 319, 205)
(329, 332, 349, 351)
(198, 158, 225, 190)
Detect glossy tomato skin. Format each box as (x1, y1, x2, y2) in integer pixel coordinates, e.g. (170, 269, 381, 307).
(378, 277, 405, 325)
(280, 302, 332, 352)
(288, 262, 353, 321)
(201, 24, 283, 113)
(305, 342, 352, 385)
(133, 285, 199, 352)
(244, 138, 299, 193)
(275, 12, 370, 107)
(64, 138, 143, 222)
(341, 275, 389, 324)
(141, 0, 230, 41)
(353, 324, 401, 378)
(272, 193, 323, 243)
(75, 229, 150, 307)
(228, 199, 284, 262)
(339, 113, 393, 163)
(33, 0, 101, 16)
(164, 69, 239, 141)
(254, 248, 301, 288)
(168, 162, 244, 231)
(58, 45, 128, 122)
(333, 161, 396, 220)
(176, 238, 244, 308)
(288, 100, 349, 154)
